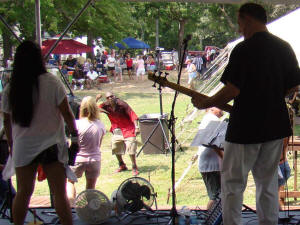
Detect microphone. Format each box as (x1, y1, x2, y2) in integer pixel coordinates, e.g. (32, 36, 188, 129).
(183, 34, 192, 45)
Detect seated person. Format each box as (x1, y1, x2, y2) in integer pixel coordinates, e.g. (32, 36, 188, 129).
(86, 67, 99, 89)
(64, 55, 77, 71)
(83, 58, 92, 75)
(61, 64, 68, 81)
(72, 66, 85, 90)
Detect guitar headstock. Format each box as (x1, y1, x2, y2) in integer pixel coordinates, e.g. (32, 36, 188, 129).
(147, 71, 168, 87)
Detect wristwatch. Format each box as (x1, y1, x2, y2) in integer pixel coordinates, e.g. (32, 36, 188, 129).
(70, 130, 79, 143)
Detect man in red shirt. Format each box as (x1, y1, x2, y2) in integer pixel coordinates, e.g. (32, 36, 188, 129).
(97, 92, 140, 175)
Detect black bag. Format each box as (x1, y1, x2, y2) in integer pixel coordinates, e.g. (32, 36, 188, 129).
(0, 140, 9, 165)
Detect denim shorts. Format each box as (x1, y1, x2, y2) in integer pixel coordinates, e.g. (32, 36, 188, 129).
(278, 161, 291, 187)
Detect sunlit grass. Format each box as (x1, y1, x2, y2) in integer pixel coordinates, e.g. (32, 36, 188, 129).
(17, 90, 300, 208)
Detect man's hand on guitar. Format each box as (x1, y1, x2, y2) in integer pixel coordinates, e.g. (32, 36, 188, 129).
(191, 95, 208, 109)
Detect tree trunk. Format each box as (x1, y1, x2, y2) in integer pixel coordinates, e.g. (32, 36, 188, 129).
(178, 19, 185, 64)
(2, 28, 13, 67)
(219, 5, 236, 30)
(87, 30, 94, 61)
(141, 22, 145, 41)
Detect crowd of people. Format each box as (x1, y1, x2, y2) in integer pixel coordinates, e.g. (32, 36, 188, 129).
(48, 50, 162, 91)
(46, 44, 219, 92)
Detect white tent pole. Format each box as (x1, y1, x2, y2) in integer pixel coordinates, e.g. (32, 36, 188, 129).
(35, 0, 42, 46)
(44, 0, 94, 60)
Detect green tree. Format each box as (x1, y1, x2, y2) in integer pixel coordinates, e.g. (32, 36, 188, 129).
(0, 0, 58, 65)
(130, 2, 208, 58)
(53, 0, 135, 59)
(130, 2, 299, 52)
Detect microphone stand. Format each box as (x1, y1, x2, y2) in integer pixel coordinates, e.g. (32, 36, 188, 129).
(168, 36, 191, 225)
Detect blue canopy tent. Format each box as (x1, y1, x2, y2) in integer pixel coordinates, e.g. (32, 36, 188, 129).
(122, 37, 150, 49)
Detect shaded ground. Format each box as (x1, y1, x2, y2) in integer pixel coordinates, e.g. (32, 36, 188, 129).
(75, 70, 189, 94)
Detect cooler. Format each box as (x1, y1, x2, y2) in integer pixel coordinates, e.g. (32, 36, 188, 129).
(165, 65, 173, 70)
(98, 75, 108, 83)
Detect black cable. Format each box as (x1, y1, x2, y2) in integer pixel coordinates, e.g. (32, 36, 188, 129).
(123, 213, 171, 225)
(280, 107, 295, 222)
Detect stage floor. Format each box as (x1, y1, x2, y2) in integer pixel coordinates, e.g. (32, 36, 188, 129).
(1, 208, 300, 225)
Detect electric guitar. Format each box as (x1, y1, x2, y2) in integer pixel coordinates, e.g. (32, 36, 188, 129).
(148, 72, 232, 113)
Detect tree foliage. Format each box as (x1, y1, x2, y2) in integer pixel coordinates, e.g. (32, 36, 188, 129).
(53, 0, 134, 46)
(0, 0, 298, 63)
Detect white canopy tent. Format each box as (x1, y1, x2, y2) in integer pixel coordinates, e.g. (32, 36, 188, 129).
(268, 8, 300, 63)
(228, 8, 300, 64)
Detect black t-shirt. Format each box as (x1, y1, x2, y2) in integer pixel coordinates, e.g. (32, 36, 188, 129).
(221, 32, 300, 144)
(64, 59, 77, 68)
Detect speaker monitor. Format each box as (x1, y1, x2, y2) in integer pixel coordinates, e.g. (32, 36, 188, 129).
(139, 113, 169, 154)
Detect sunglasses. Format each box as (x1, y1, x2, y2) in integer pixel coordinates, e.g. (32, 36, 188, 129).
(106, 95, 114, 99)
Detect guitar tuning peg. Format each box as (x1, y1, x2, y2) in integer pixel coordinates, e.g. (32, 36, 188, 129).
(152, 83, 156, 88)
(165, 72, 169, 76)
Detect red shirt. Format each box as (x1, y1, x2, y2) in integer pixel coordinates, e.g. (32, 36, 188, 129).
(126, 58, 133, 67)
(99, 99, 138, 138)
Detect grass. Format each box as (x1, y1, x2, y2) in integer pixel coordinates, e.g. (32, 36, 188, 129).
(12, 90, 300, 209)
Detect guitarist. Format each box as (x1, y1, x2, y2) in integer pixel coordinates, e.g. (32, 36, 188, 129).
(192, 3, 300, 225)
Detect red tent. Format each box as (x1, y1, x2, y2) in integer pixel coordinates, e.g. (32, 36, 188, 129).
(42, 39, 93, 55)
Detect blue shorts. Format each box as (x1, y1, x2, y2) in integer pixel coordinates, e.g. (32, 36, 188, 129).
(278, 161, 291, 187)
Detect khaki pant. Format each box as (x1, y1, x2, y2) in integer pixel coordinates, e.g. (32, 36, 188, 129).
(111, 129, 137, 155)
(221, 139, 283, 225)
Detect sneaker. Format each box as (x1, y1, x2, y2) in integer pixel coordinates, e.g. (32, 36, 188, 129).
(115, 164, 128, 173)
(132, 167, 139, 176)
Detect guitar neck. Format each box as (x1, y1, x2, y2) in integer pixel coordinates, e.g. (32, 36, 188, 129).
(149, 74, 232, 113)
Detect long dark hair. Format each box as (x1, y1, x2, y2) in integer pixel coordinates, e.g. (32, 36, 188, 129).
(9, 40, 47, 127)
